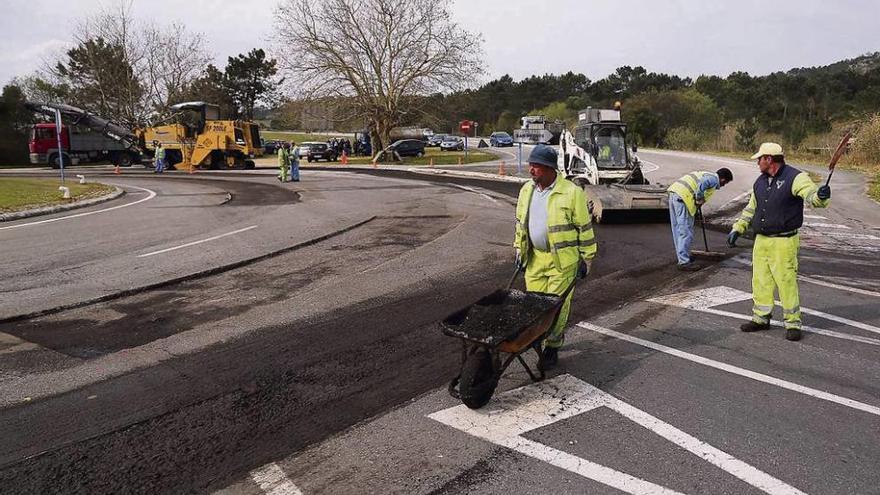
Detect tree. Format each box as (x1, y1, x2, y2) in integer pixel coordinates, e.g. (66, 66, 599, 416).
(225, 49, 279, 120)
(181, 64, 238, 118)
(735, 118, 759, 151)
(53, 37, 143, 123)
(273, 0, 483, 151)
(0, 84, 32, 165)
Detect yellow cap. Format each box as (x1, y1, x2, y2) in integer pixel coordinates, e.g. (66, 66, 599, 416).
(750, 142, 783, 159)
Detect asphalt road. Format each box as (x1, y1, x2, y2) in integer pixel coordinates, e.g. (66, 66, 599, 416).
(1, 152, 877, 494)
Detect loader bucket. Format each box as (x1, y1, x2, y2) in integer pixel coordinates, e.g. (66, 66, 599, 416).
(584, 183, 670, 224)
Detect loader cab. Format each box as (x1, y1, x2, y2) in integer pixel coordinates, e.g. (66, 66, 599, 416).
(593, 125, 629, 168)
(170, 101, 221, 136)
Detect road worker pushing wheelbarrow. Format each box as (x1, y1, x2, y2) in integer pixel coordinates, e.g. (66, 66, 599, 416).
(514, 145, 597, 368)
(441, 145, 597, 409)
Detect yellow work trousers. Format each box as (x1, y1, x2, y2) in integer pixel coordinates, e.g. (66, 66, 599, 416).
(751, 234, 801, 329)
(525, 249, 578, 349)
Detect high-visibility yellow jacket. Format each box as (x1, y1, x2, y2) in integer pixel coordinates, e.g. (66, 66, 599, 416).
(155, 146, 165, 160)
(733, 168, 830, 235)
(278, 147, 290, 167)
(667, 171, 718, 216)
(514, 177, 597, 270)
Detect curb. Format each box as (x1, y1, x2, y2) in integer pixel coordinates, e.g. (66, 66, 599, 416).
(0, 186, 125, 222)
(0, 216, 377, 325)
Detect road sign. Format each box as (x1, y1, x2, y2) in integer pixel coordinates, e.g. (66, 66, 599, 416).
(459, 120, 472, 133)
(513, 129, 554, 145)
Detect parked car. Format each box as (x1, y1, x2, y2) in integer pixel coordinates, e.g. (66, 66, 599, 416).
(262, 139, 283, 154)
(489, 131, 514, 147)
(440, 136, 465, 151)
(389, 139, 426, 157)
(301, 142, 338, 162)
(427, 134, 448, 147)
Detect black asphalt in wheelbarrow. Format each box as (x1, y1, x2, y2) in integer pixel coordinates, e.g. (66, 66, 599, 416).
(440, 289, 562, 346)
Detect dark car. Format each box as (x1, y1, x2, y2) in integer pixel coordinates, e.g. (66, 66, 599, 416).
(439, 136, 465, 151)
(302, 142, 338, 162)
(389, 139, 426, 157)
(262, 139, 283, 154)
(489, 131, 514, 147)
(427, 134, 448, 147)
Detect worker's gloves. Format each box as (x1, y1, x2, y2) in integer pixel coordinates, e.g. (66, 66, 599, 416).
(577, 259, 592, 279)
(817, 185, 831, 200)
(726, 231, 740, 247)
(515, 249, 524, 270)
(695, 197, 706, 206)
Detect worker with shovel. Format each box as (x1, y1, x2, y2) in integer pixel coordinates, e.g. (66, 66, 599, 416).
(514, 145, 597, 370)
(667, 168, 734, 270)
(727, 143, 831, 341)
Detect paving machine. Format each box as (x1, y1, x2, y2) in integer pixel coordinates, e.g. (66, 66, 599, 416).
(558, 107, 668, 223)
(141, 102, 263, 170)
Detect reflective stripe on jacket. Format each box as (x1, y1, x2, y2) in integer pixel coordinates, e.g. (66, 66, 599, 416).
(514, 177, 596, 270)
(155, 147, 165, 160)
(667, 171, 718, 216)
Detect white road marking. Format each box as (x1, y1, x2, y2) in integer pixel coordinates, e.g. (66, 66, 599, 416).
(448, 184, 499, 204)
(577, 322, 880, 418)
(731, 256, 880, 298)
(250, 463, 303, 495)
(0, 184, 157, 231)
(803, 222, 850, 229)
(137, 225, 258, 258)
(637, 159, 660, 174)
(430, 374, 805, 495)
(803, 214, 827, 220)
(819, 232, 879, 240)
(648, 286, 880, 345)
(716, 190, 752, 212)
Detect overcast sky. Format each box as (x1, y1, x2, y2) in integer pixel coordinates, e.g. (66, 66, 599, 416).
(2, 0, 878, 88)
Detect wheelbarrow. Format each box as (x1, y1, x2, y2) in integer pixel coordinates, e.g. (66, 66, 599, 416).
(440, 267, 577, 409)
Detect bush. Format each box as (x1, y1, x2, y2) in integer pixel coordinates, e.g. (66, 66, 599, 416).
(665, 127, 710, 151)
(852, 114, 880, 167)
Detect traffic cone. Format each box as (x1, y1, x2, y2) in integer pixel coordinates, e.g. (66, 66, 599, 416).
(341, 151, 348, 165)
(498, 161, 506, 176)
(429, 157, 434, 167)
(114, 165, 121, 175)
(458, 156, 462, 165)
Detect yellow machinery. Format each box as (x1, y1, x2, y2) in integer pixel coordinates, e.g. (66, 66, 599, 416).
(140, 102, 263, 170)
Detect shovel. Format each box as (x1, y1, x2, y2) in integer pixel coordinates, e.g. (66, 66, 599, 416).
(690, 205, 726, 261)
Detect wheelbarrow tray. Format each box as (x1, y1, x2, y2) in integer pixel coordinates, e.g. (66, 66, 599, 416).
(440, 289, 564, 348)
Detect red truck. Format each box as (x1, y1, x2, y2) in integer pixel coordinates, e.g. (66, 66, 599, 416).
(28, 122, 142, 169)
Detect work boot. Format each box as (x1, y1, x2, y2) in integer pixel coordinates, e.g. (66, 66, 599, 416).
(785, 328, 802, 341)
(540, 347, 559, 371)
(740, 321, 771, 332)
(677, 262, 700, 272)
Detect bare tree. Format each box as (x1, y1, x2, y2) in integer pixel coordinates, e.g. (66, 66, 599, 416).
(272, 0, 483, 150)
(47, 1, 211, 125)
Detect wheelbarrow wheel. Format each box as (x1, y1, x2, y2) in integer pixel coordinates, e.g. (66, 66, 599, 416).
(459, 347, 498, 409)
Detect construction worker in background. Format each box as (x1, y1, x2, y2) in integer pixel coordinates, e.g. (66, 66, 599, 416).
(514, 145, 597, 370)
(728, 143, 831, 341)
(153, 141, 165, 174)
(290, 141, 300, 182)
(667, 168, 734, 270)
(278, 142, 291, 182)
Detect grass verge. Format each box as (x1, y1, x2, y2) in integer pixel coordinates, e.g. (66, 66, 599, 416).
(869, 174, 880, 203)
(0, 178, 115, 213)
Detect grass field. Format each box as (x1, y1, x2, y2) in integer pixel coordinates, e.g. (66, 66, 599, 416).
(343, 147, 496, 166)
(261, 131, 340, 143)
(0, 178, 115, 213)
(870, 174, 880, 202)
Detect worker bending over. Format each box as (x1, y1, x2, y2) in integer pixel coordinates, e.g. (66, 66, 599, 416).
(728, 143, 831, 341)
(667, 168, 733, 270)
(514, 145, 597, 370)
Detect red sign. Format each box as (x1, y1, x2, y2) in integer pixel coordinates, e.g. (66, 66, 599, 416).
(459, 120, 472, 132)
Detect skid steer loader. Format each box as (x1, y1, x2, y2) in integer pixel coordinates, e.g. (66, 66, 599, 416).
(558, 107, 668, 223)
